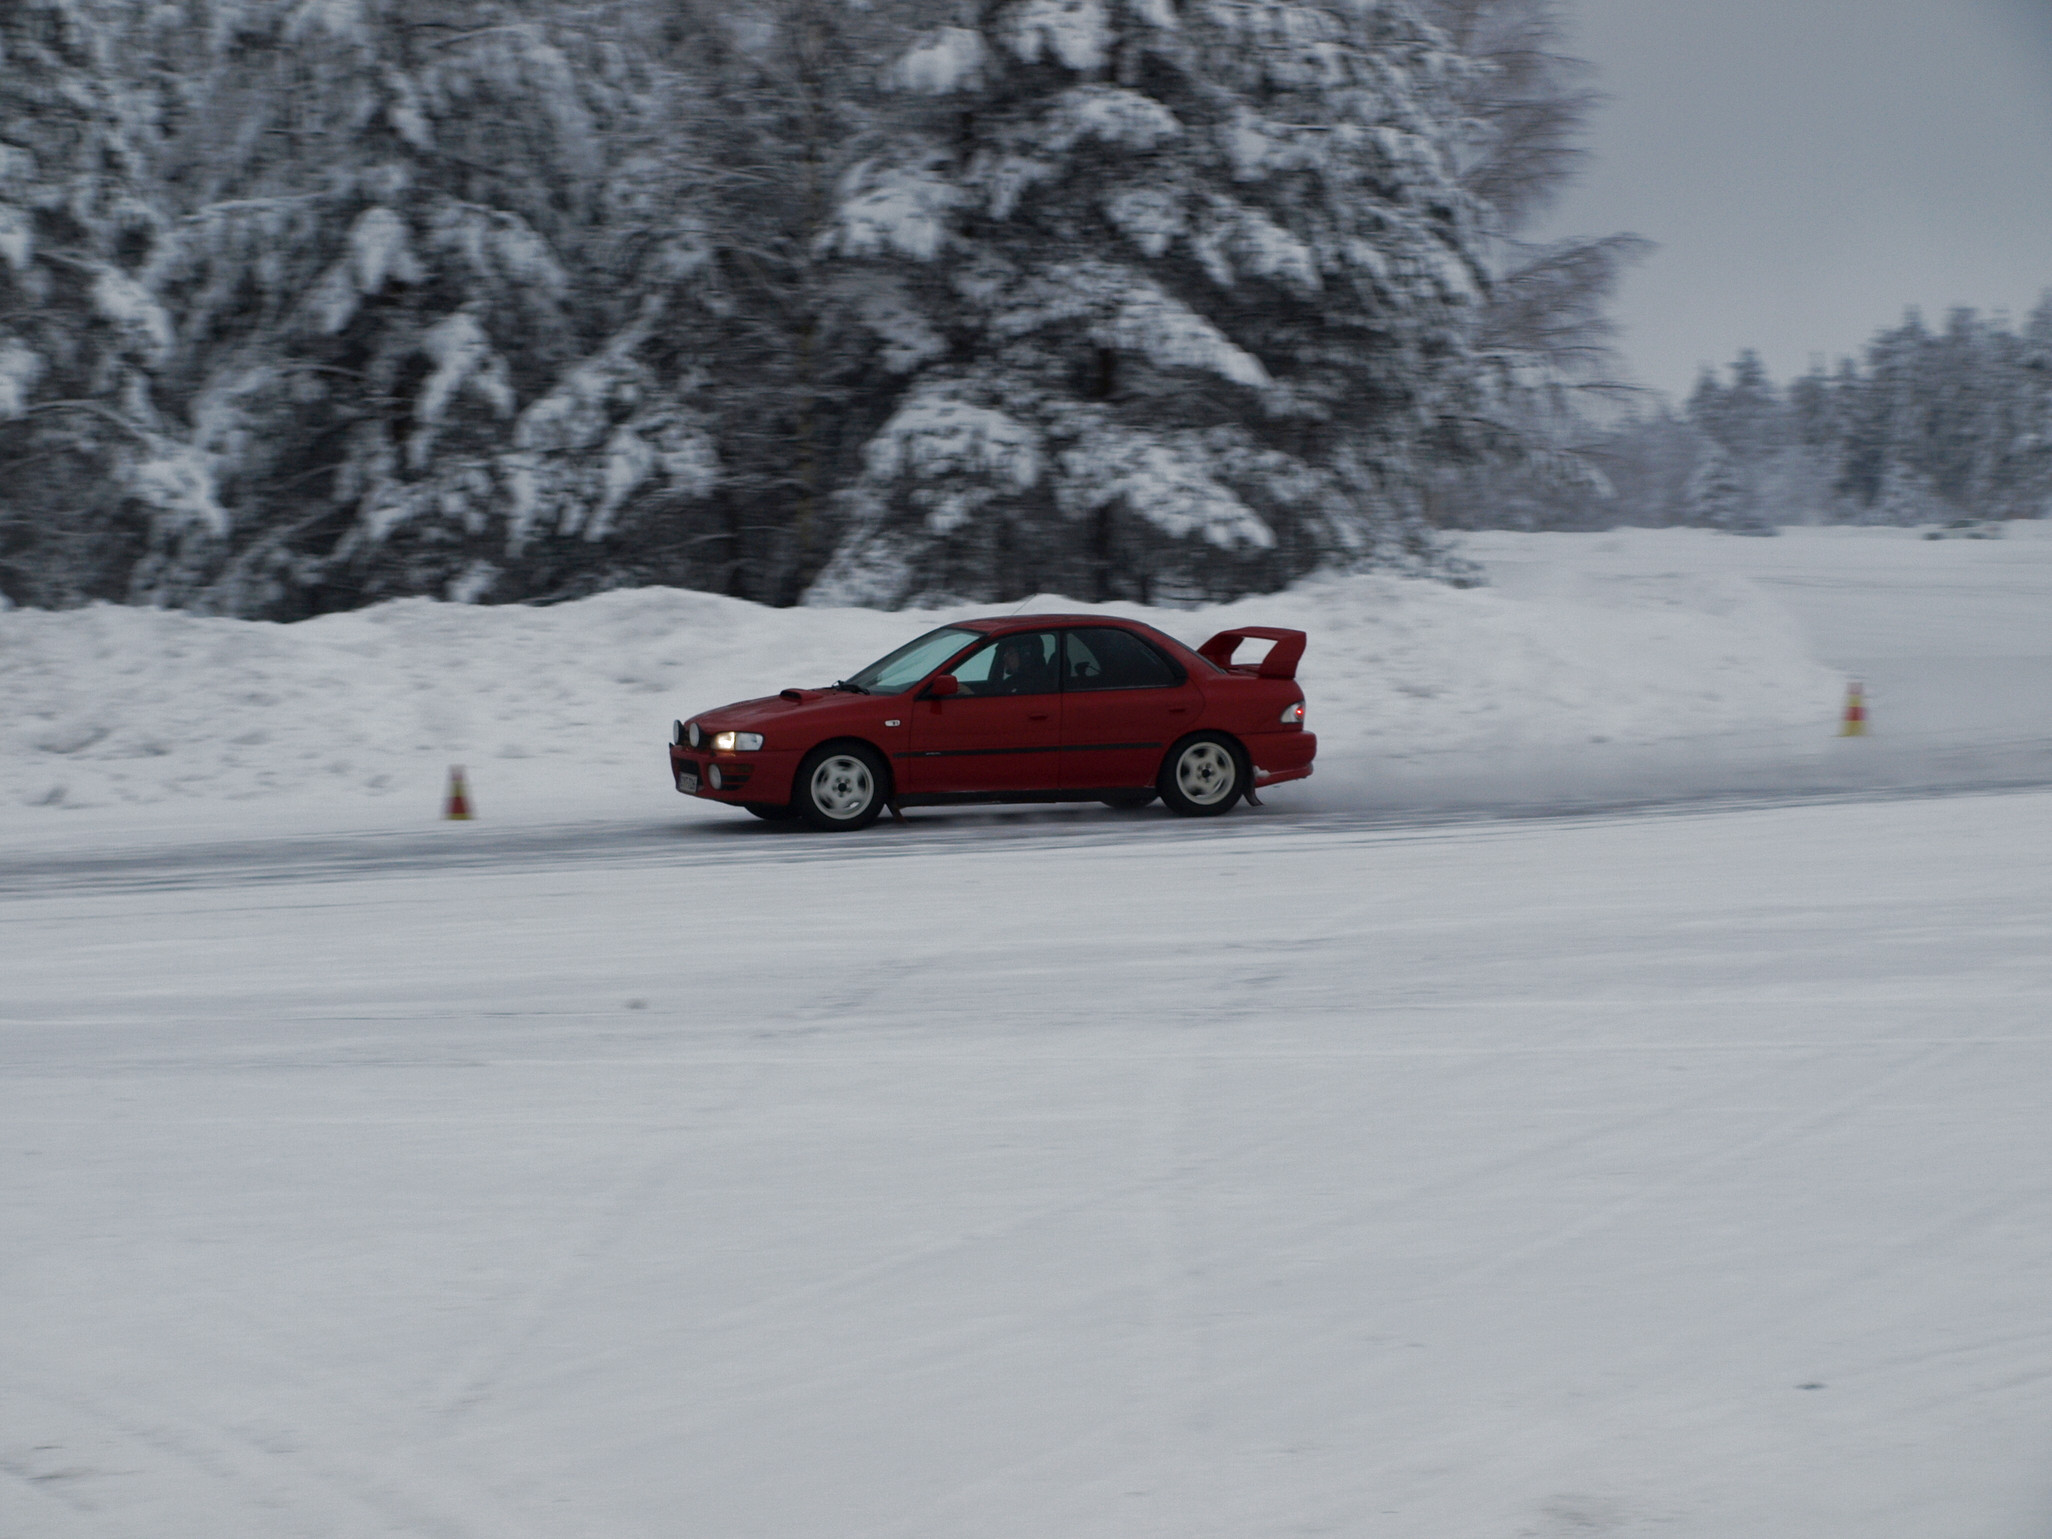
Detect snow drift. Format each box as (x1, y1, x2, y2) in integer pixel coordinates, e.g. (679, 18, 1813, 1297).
(0, 547, 1843, 832)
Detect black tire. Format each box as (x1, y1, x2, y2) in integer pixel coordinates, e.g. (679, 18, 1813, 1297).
(794, 743, 889, 831)
(1099, 790, 1158, 811)
(742, 802, 799, 821)
(1156, 733, 1246, 817)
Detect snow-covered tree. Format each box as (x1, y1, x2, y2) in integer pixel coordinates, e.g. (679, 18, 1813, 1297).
(808, 0, 1494, 606)
(1685, 435, 1771, 534)
(0, 0, 220, 606)
(1327, 0, 1647, 537)
(1686, 349, 1836, 525)
(1689, 350, 1780, 464)
(2018, 293, 2052, 520)
(625, 0, 913, 604)
(149, 0, 716, 615)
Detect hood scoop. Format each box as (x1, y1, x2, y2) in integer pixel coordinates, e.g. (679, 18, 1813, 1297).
(779, 688, 807, 701)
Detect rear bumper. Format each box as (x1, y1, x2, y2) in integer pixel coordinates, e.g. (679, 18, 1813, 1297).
(1245, 729, 1316, 786)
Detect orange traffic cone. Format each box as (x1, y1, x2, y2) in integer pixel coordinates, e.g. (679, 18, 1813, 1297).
(1837, 681, 1867, 737)
(443, 765, 474, 819)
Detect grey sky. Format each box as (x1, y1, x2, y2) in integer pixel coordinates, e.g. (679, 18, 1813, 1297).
(1537, 0, 2052, 399)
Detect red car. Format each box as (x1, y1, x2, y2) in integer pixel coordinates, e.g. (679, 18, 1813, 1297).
(668, 615, 1316, 830)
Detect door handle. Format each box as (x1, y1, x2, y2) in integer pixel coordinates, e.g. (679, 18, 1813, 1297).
(1027, 712, 1051, 721)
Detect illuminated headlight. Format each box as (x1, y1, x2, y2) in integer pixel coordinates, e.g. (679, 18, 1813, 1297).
(1280, 702, 1305, 726)
(713, 731, 764, 752)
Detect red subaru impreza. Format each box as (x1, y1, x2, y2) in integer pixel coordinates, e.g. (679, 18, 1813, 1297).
(668, 615, 1316, 830)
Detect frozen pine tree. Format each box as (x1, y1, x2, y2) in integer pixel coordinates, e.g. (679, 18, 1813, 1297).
(1684, 436, 1771, 535)
(2020, 294, 2052, 519)
(1408, 0, 1646, 532)
(149, 0, 716, 616)
(626, 0, 911, 604)
(807, 0, 1493, 607)
(0, 0, 219, 607)
(1426, 0, 1642, 398)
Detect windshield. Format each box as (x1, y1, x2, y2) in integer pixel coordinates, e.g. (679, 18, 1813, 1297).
(842, 626, 979, 695)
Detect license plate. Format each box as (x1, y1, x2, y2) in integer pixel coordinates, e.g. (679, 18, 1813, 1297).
(677, 770, 699, 795)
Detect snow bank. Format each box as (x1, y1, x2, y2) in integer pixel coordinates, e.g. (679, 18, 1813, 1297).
(0, 552, 1843, 835)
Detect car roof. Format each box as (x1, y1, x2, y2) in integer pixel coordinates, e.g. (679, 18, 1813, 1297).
(943, 614, 1220, 672)
(959, 614, 1163, 635)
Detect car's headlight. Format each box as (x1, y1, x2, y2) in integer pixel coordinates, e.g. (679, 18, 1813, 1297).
(673, 719, 687, 746)
(686, 720, 703, 748)
(1279, 702, 1305, 726)
(714, 731, 764, 751)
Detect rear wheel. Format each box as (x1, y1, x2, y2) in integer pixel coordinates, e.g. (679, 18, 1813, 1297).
(743, 802, 799, 821)
(1157, 733, 1245, 817)
(795, 744, 888, 831)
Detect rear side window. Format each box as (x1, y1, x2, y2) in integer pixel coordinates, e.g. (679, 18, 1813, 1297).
(1063, 627, 1180, 691)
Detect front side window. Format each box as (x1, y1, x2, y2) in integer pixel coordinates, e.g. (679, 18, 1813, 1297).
(1063, 627, 1180, 690)
(845, 627, 979, 694)
(950, 631, 1061, 696)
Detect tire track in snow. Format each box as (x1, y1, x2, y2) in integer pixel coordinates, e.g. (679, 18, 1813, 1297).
(2, 1374, 551, 1539)
(869, 1039, 1979, 1528)
(428, 1062, 771, 1425)
(1094, 1038, 2008, 1534)
(1439, 1039, 1973, 1291)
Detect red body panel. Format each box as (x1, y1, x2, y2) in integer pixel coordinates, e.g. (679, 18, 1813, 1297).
(906, 690, 1060, 793)
(1058, 676, 1203, 788)
(666, 615, 1316, 816)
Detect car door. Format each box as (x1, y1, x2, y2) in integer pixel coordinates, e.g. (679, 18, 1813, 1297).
(1058, 627, 1203, 790)
(903, 630, 1062, 794)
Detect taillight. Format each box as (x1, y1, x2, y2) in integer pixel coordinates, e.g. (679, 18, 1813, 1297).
(1280, 701, 1305, 726)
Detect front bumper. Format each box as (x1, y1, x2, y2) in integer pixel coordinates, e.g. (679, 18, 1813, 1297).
(668, 744, 797, 803)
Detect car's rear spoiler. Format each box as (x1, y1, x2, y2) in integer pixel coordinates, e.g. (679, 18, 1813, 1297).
(1196, 627, 1306, 680)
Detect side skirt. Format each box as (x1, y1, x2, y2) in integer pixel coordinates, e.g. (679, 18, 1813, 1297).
(895, 787, 1151, 808)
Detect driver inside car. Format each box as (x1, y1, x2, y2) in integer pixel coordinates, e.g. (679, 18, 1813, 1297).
(992, 634, 1054, 694)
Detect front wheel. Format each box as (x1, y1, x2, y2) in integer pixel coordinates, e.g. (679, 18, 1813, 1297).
(795, 744, 888, 831)
(1157, 733, 1246, 817)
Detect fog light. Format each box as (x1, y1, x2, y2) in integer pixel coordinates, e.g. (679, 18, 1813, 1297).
(708, 764, 724, 790)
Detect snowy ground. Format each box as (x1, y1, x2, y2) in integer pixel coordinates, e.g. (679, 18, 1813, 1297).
(1464, 523, 2052, 804)
(5, 525, 2052, 1537)
(7, 793, 2052, 1539)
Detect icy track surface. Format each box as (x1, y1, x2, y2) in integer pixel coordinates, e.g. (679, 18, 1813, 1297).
(5, 789, 2052, 1539)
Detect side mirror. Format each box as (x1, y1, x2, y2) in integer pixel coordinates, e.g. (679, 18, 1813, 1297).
(925, 674, 959, 698)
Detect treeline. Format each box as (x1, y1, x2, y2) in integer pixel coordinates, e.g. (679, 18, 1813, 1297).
(0, 0, 1636, 615)
(1436, 301, 2052, 532)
